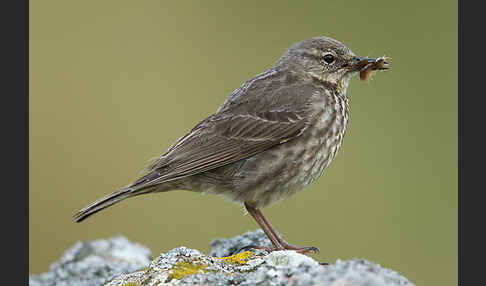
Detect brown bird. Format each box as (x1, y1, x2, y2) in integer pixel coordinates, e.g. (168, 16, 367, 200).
(74, 36, 389, 254)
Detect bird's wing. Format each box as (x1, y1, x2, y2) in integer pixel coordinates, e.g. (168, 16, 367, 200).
(129, 69, 318, 190)
(130, 110, 309, 189)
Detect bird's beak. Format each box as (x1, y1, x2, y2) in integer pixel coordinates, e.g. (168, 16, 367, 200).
(350, 56, 390, 72)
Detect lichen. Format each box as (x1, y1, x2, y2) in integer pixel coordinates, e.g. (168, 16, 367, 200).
(168, 261, 208, 280)
(219, 251, 251, 265)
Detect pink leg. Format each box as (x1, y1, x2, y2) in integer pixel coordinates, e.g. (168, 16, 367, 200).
(244, 203, 319, 254)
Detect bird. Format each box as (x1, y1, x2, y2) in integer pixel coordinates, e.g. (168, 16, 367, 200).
(74, 36, 389, 254)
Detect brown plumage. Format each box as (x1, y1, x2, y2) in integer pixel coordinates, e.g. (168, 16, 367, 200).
(74, 36, 389, 254)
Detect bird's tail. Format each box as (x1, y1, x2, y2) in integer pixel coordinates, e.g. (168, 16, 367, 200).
(73, 186, 139, 222)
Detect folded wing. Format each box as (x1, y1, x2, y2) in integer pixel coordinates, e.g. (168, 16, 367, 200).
(130, 110, 309, 189)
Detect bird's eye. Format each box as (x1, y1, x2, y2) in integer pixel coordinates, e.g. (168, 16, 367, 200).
(323, 54, 335, 64)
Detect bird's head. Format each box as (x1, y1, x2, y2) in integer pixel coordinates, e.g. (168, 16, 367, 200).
(275, 36, 389, 93)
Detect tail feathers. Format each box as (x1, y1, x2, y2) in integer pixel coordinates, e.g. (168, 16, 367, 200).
(73, 187, 135, 223)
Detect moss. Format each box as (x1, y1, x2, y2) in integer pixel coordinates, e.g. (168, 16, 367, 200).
(168, 261, 208, 280)
(219, 251, 251, 265)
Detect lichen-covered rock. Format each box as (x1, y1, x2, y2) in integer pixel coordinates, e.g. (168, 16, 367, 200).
(209, 229, 273, 257)
(106, 246, 268, 286)
(30, 230, 415, 286)
(29, 236, 151, 286)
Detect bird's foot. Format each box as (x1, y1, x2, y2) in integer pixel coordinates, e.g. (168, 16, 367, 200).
(236, 244, 319, 255)
(277, 240, 320, 254)
(276, 243, 326, 264)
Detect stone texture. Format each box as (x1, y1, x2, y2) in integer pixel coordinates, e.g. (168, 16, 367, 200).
(29, 236, 151, 286)
(209, 229, 273, 257)
(30, 230, 414, 286)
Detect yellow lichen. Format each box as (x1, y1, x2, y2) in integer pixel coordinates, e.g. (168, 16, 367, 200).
(219, 251, 251, 265)
(121, 283, 141, 286)
(169, 261, 208, 280)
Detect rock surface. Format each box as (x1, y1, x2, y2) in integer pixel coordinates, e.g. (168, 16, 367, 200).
(30, 230, 414, 286)
(29, 236, 152, 286)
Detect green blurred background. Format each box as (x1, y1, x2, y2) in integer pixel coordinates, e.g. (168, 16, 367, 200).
(29, 1, 457, 285)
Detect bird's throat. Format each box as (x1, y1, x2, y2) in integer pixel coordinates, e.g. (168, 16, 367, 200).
(308, 71, 350, 96)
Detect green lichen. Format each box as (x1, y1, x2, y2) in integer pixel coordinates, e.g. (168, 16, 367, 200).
(219, 251, 251, 265)
(168, 261, 208, 280)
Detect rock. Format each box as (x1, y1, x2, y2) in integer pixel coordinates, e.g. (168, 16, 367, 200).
(30, 230, 414, 286)
(209, 229, 273, 257)
(29, 236, 152, 286)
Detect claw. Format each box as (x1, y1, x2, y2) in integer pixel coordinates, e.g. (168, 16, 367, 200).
(306, 246, 320, 254)
(293, 246, 320, 255)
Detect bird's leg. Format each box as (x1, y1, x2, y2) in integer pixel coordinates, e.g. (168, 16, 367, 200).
(257, 208, 319, 253)
(244, 203, 284, 251)
(254, 207, 319, 254)
(244, 203, 319, 254)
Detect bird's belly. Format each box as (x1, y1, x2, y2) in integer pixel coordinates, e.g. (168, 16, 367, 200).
(206, 109, 347, 209)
